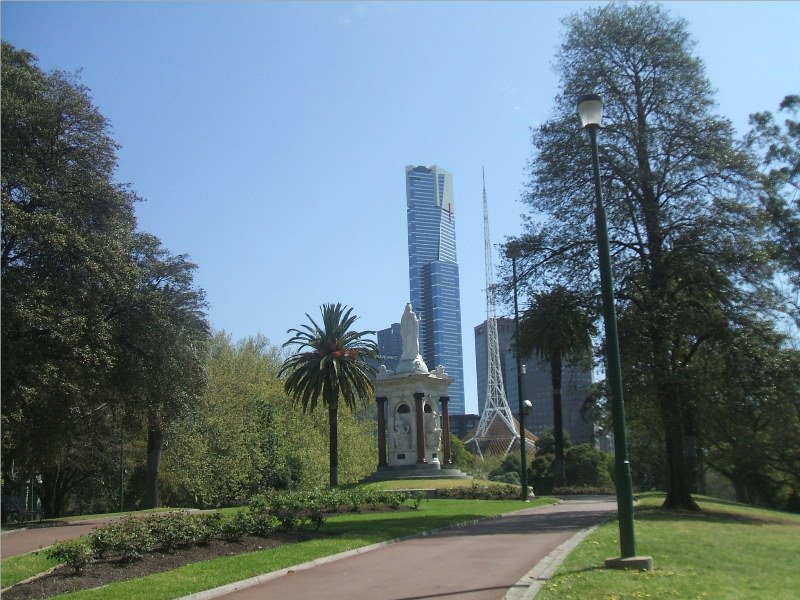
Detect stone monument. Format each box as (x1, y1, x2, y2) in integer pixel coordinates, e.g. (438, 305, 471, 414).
(366, 304, 470, 480)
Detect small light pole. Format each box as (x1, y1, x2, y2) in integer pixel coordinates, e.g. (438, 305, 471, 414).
(578, 94, 652, 570)
(509, 244, 530, 501)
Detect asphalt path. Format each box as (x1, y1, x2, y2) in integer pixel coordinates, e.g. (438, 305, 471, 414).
(205, 497, 618, 600)
(1, 516, 122, 559)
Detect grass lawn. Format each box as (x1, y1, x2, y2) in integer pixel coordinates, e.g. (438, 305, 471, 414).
(1, 551, 61, 588)
(537, 494, 800, 600)
(7, 497, 555, 599)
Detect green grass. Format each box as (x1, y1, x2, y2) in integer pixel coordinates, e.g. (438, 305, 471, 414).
(1, 550, 61, 589)
(538, 494, 800, 600)
(44, 497, 554, 599)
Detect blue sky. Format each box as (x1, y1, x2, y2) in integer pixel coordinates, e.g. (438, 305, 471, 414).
(3, 1, 798, 414)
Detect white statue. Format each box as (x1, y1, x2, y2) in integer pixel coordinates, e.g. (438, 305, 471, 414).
(400, 303, 421, 360)
(424, 408, 443, 449)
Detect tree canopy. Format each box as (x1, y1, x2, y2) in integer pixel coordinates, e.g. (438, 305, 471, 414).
(1, 42, 208, 515)
(506, 3, 783, 510)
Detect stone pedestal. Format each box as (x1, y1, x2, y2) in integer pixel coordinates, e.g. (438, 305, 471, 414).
(366, 304, 469, 482)
(367, 362, 468, 481)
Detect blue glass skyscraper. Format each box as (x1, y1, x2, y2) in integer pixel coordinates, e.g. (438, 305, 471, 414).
(405, 165, 466, 414)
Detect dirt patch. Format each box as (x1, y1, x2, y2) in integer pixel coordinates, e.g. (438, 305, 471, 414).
(3, 532, 310, 599)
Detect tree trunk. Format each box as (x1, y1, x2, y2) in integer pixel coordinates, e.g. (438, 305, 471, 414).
(142, 418, 163, 508)
(328, 403, 339, 488)
(551, 355, 566, 487)
(661, 390, 700, 510)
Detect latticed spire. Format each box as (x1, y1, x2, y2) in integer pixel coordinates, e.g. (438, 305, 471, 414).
(466, 170, 519, 457)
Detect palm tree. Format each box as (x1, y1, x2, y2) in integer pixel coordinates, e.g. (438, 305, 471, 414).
(518, 286, 594, 487)
(279, 303, 379, 487)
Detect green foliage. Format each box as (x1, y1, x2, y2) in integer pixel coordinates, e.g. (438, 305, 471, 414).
(507, 2, 775, 511)
(219, 511, 254, 542)
(1, 42, 208, 516)
(46, 538, 92, 574)
(145, 511, 199, 552)
(488, 453, 522, 485)
(746, 94, 800, 322)
(529, 454, 555, 495)
(564, 444, 613, 488)
(428, 483, 521, 500)
(162, 332, 377, 506)
(535, 428, 572, 457)
(280, 303, 379, 488)
(448, 434, 477, 473)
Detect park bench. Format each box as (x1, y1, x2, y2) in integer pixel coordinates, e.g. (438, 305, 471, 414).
(1, 495, 41, 524)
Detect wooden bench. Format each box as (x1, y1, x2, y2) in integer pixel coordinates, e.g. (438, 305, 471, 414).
(1, 495, 40, 523)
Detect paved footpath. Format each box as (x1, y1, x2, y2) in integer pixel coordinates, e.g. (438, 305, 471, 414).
(191, 497, 618, 600)
(1, 516, 122, 559)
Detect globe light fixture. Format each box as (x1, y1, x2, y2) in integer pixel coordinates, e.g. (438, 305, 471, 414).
(577, 93, 603, 128)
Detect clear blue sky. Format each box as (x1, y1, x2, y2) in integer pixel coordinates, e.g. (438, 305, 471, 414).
(3, 1, 798, 413)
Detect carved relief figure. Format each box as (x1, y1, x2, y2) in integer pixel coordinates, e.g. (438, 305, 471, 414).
(424, 408, 443, 449)
(391, 413, 412, 451)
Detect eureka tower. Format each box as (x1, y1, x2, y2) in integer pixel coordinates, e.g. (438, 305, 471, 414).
(405, 165, 466, 414)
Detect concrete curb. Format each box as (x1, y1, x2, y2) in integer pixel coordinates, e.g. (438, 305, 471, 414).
(503, 523, 602, 600)
(177, 501, 562, 600)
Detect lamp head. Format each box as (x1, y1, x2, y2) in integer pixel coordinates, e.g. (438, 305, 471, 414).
(577, 94, 603, 128)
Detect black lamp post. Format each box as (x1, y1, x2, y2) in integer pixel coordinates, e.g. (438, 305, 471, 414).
(578, 94, 651, 569)
(509, 245, 530, 501)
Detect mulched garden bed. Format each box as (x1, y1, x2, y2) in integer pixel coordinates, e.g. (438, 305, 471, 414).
(4, 532, 311, 599)
(4, 503, 411, 599)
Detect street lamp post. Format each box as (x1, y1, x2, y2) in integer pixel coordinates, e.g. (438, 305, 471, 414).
(510, 247, 530, 501)
(578, 94, 652, 569)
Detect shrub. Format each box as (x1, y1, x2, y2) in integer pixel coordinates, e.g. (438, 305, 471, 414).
(195, 512, 223, 545)
(490, 471, 521, 485)
(46, 539, 92, 575)
(105, 516, 152, 562)
(146, 511, 197, 552)
(220, 511, 254, 541)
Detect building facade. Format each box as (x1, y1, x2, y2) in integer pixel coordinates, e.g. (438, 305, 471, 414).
(376, 323, 402, 373)
(474, 317, 594, 444)
(405, 165, 465, 414)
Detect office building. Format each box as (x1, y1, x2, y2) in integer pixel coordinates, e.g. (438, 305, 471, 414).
(405, 165, 465, 414)
(474, 317, 594, 444)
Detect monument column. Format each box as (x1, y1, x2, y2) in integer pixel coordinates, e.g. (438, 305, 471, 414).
(376, 397, 388, 467)
(440, 396, 452, 465)
(414, 392, 426, 463)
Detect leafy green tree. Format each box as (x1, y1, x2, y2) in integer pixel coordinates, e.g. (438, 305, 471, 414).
(280, 304, 379, 487)
(694, 320, 800, 508)
(1, 42, 138, 514)
(508, 3, 772, 510)
(564, 444, 614, 488)
(518, 287, 593, 486)
(112, 234, 209, 508)
(746, 94, 800, 322)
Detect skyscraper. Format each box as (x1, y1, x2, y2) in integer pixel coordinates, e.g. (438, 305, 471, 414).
(405, 165, 465, 414)
(475, 317, 595, 444)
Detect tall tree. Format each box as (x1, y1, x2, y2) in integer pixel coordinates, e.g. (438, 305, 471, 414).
(112, 233, 209, 508)
(280, 304, 378, 487)
(1, 42, 138, 513)
(508, 4, 771, 509)
(517, 286, 594, 486)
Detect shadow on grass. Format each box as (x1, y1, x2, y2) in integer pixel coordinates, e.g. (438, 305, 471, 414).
(636, 506, 794, 526)
(323, 504, 618, 541)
